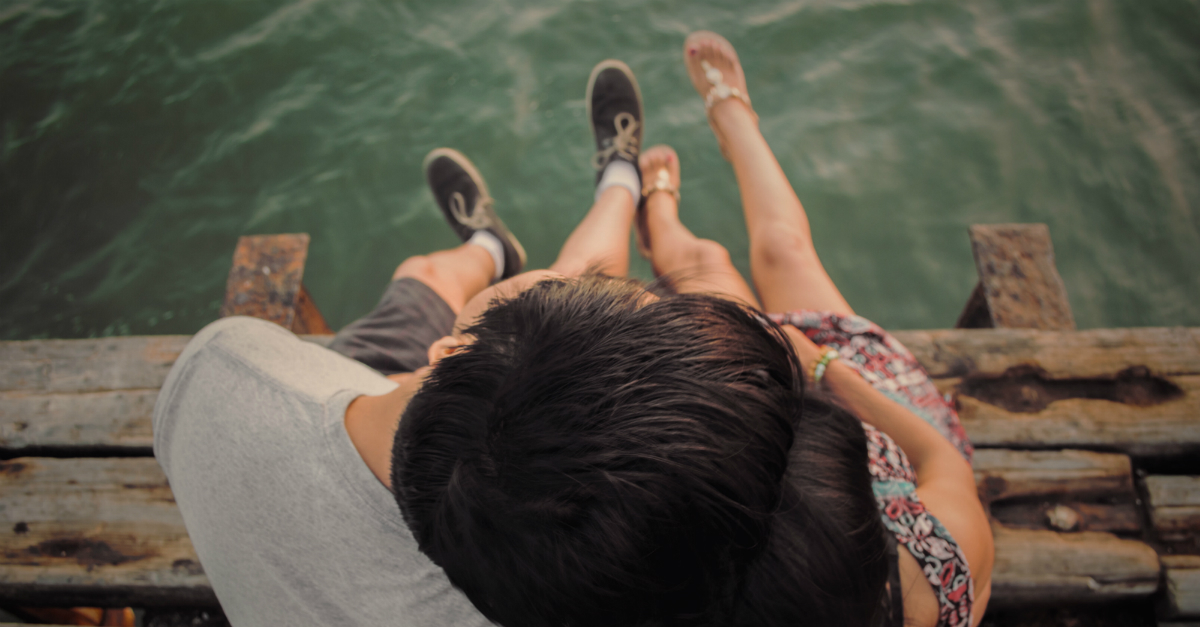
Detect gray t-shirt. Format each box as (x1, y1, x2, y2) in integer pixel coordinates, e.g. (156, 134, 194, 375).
(153, 316, 491, 626)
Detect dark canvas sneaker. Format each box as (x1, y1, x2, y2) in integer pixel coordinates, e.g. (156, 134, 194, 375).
(586, 60, 644, 185)
(423, 148, 527, 280)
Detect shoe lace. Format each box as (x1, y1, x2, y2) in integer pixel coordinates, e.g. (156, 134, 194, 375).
(449, 191, 493, 229)
(591, 112, 640, 170)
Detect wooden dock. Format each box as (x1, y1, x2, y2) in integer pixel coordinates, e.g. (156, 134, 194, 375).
(1, 226, 1197, 622)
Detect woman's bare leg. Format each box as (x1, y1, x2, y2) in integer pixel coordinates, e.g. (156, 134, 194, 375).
(638, 145, 759, 306)
(685, 32, 854, 316)
(549, 186, 636, 278)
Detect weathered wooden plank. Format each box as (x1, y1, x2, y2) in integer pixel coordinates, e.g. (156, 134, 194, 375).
(3, 329, 1195, 395)
(891, 327, 1200, 379)
(0, 457, 213, 607)
(0, 336, 190, 394)
(989, 501, 1141, 533)
(959, 386, 1200, 457)
(1162, 556, 1200, 620)
(1145, 476, 1200, 543)
(989, 526, 1161, 606)
(973, 449, 1138, 532)
(0, 456, 1169, 608)
(0, 335, 335, 395)
(963, 223, 1075, 330)
(0, 390, 156, 453)
(973, 449, 1133, 503)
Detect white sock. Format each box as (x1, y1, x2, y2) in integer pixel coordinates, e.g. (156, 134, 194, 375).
(594, 160, 641, 204)
(468, 230, 506, 282)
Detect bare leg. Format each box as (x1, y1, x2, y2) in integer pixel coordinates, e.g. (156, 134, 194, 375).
(685, 33, 854, 316)
(392, 243, 494, 314)
(638, 145, 759, 306)
(549, 186, 637, 278)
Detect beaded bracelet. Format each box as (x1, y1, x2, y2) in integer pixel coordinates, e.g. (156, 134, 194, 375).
(809, 346, 840, 385)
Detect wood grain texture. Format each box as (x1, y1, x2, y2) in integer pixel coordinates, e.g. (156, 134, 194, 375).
(989, 525, 1161, 607)
(0, 457, 214, 607)
(891, 327, 1200, 379)
(959, 385, 1200, 457)
(1162, 556, 1200, 620)
(966, 224, 1075, 330)
(989, 501, 1142, 533)
(2, 329, 1195, 395)
(0, 335, 335, 395)
(0, 455, 1170, 607)
(0, 336, 190, 394)
(1145, 476, 1200, 542)
(973, 449, 1133, 503)
(219, 234, 310, 329)
(973, 449, 1138, 532)
(0, 389, 157, 453)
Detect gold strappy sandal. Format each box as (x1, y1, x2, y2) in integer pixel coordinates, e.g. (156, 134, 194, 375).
(635, 146, 681, 260)
(684, 31, 759, 161)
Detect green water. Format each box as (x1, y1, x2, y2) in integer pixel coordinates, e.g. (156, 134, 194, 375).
(2, 0, 1198, 340)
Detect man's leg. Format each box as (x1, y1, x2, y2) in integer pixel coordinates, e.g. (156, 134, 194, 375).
(391, 243, 493, 314)
(637, 145, 759, 306)
(330, 149, 524, 375)
(686, 32, 854, 316)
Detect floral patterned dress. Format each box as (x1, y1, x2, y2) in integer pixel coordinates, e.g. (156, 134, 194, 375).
(769, 311, 975, 627)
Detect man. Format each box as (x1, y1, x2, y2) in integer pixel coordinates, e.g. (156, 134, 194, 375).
(154, 60, 798, 625)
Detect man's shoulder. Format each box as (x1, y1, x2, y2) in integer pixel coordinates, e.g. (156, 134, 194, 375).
(161, 316, 394, 408)
(152, 318, 394, 466)
(182, 315, 301, 359)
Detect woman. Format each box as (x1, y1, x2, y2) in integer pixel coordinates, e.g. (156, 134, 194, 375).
(632, 31, 994, 627)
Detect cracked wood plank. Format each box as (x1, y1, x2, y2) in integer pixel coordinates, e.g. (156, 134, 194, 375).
(1161, 555, 1200, 620)
(973, 449, 1139, 533)
(1145, 476, 1200, 544)
(0, 337, 190, 394)
(0, 457, 213, 607)
(0, 389, 156, 453)
(2, 330, 1195, 395)
(959, 377, 1200, 457)
(0, 456, 1167, 606)
(988, 525, 1160, 607)
(891, 327, 1200, 379)
(0, 335, 333, 394)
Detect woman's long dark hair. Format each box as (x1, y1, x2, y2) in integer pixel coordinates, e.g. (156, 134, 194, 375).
(733, 391, 892, 627)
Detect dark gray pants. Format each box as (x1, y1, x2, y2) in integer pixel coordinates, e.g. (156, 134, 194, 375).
(327, 278, 456, 376)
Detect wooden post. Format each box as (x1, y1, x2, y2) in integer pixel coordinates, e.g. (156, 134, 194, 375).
(219, 234, 332, 335)
(956, 224, 1075, 330)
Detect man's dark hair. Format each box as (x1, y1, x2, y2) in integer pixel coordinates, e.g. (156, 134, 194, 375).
(393, 275, 888, 627)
